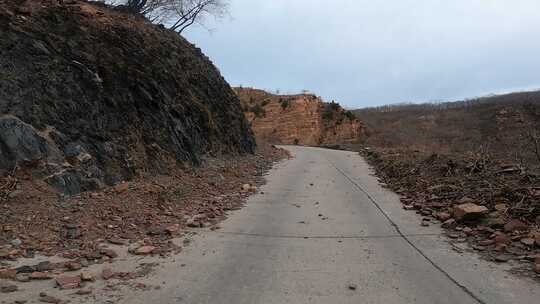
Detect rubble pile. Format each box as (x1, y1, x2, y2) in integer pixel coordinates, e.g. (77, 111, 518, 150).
(0, 145, 288, 264)
(362, 148, 540, 276)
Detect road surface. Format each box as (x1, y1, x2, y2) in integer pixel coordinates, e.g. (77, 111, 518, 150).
(124, 146, 539, 303)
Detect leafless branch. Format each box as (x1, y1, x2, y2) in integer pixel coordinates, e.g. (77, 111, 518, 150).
(108, 0, 229, 34)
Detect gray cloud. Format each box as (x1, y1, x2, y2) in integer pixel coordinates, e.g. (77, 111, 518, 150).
(185, 0, 540, 107)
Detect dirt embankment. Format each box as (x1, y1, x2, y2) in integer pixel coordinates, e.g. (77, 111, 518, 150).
(235, 87, 365, 146)
(355, 92, 540, 276)
(0, 0, 255, 195)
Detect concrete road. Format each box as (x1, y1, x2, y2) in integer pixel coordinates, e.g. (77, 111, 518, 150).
(123, 146, 539, 304)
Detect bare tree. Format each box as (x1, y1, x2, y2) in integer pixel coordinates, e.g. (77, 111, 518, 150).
(112, 0, 229, 33)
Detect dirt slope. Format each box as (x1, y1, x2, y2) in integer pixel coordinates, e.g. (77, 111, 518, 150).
(235, 87, 365, 146)
(0, 0, 255, 194)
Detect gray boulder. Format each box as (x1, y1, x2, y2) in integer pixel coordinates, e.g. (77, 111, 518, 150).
(0, 115, 56, 170)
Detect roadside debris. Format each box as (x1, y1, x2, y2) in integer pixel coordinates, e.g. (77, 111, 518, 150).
(0, 145, 287, 264)
(361, 147, 540, 277)
(56, 275, 82, 289)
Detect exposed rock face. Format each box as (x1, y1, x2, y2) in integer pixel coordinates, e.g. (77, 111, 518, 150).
(0, 0, 255, 193)
(0, 116, 62, 169)
(236, 88, 365, 145)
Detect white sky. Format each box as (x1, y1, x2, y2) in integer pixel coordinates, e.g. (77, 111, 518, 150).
(185, 0, 540, 107)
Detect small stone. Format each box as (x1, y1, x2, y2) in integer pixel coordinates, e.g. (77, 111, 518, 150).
(494, 255, 512, 262)
(521, 238, 535, 246)
(39, 293, 62, 303)
(85, 251, 102, 260)
(348, 283, 357, 290)
(135, 246, 156, 255)
(65, 225, 81, 239)
(494, 233, 510, 245)
(10, 238, 22, 247)
(36, 261, 51, 272)
(504, 219, 529, 232)
(486, 217, 506, 229)
(533, 231, 540, 246)
(76, 288, 92, 295)
(420, 209, 432, 216)
(441, 219, 456, 228)
(462, 227, 473, 235)
(494, 203, 508, 212)
(478, 239, 495, 246)
(100, 249, 118, 259)
(472, 245, 486, 251)
(436, 212, 451, 221)
(147, 227, 164, 236)
(15, 265, 35, 273)
(108, 237, 129, 245)
(494, 243, 508, 252)
(165, 224, 180, 234)
(403, 205, 415, 210)
(30, 272, 52, 280)
(114, 182, 129, 193)
(0, 268, 17, 279)
(535, 264, 540, 274)
(453, 203, 488, 221)
(421, 221, 430, 227)
(79, 258, 89, 267)
(0, 282, 18, 293)
(15, 273, 30, 282)
(56, 275, 82, 289)
(102, 268, 114, 280)
(80, 272, 95, 282)
(186, 219, 199, 228)
(65, 261, 82, 271)
(128, 242, 143, 253)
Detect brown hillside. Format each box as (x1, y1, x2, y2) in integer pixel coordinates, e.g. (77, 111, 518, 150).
(235, 87, 365, 146)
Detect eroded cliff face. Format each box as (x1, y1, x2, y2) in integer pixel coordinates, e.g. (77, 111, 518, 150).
(236, 88, 365, 146)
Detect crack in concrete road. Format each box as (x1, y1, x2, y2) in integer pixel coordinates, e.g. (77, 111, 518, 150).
(212, 230, 442, 240)
(326, 156, 487, 304)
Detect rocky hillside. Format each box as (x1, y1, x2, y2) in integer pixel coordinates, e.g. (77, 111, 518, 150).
(0, 0, 255, 194)
(235, 87, 365, 146)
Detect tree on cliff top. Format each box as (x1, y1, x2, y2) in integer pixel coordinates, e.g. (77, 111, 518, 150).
(112, 0, 229, 33)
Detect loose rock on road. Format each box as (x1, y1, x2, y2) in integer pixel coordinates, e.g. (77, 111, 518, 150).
(40, 146, 540, 303)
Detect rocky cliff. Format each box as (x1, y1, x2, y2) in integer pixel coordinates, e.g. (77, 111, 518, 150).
(0, 0, 255, 194)
(236, 88, 364, 146)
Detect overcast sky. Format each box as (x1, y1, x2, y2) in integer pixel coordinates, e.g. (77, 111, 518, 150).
(185, 0, 540, 108)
